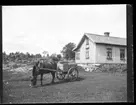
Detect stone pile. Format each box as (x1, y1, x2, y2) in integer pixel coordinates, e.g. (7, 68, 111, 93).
(77, 63, 127, 73)
(95, 64, 127, 73)
(10, 66, 33, 73)
(77, 64, 100, 72)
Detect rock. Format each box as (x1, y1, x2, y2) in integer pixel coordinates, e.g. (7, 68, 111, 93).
(94, 64, 127, 73)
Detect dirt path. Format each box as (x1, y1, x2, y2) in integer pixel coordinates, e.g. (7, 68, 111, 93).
(3, 69, 127, 103)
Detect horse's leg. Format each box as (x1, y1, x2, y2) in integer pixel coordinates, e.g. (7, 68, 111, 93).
(51, 72, 55, 83)
(41, 73, 43, 86)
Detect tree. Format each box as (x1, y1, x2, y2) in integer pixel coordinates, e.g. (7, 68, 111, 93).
(43, 51, 48, 57)
(50, 53, 57, 57)
(9, 52, 16, 61)
(19, 52, 25, 60)
(26, 52, 31, 58)
(14, 52, 20, 61)
(30, 54, 34, 58)
(61, 42, 76, 60)
(35, 53, 42, 58)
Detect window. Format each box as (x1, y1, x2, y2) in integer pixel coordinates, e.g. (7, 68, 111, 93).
(86, 50, 89, 59)
(76, 52, 80, 60)
(120, 49, 125, 60)
(86, 38, 89, 45)
(86, 46, 89, 49)
(86, 38, 89, 49)
(107, 48, 112, 60)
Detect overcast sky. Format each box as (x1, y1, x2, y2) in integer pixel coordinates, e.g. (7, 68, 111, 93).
(2, 5, 126, 55)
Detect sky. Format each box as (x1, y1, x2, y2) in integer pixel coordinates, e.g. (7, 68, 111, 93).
(2, 5, 126, 55)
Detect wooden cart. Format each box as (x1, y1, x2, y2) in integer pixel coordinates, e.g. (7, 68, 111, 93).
(56, 61, 79, 81)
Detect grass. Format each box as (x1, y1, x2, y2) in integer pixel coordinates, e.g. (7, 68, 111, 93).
(3, 66, 127, 103)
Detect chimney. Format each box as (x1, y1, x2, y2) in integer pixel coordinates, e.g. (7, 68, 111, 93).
(104, 32, 110, 37)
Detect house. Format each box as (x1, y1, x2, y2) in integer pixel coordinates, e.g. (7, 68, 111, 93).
(73, 32, 127, 64)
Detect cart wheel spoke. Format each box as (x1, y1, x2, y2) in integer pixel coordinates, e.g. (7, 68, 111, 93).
(68, 67, 78, 81)
(56, 71, 65, 80)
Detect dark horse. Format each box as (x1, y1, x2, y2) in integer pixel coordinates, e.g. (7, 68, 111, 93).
(31, 58, 58, 87)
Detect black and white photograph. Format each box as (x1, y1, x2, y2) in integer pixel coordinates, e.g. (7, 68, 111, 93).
(2, 4, 132, 103)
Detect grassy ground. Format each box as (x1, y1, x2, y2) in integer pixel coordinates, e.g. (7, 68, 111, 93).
(3, 66, 127, 103)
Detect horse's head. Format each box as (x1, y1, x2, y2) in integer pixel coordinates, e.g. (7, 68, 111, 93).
(30, 76, 36, 87)
(31, 61, 41, 86)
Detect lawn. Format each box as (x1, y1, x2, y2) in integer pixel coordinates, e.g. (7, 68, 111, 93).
(2, 67, 127, 103)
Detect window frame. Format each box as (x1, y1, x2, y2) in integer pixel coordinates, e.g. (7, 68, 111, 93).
(86, 49, 89, 59)
(106, 47, 112, 60)
(120, 48, 125, 60)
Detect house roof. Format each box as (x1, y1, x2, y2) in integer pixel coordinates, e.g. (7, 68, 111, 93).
(73, 33, 126, 51)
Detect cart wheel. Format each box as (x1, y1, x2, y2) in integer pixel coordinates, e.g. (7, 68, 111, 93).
(68, 67, 79, 81)
(56, 70, 65, 80)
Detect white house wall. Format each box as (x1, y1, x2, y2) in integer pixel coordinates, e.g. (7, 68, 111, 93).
(75, 37, 96, 64)
(95, 44, 127, 64)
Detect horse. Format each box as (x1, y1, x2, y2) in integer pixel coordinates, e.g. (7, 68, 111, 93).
(31, 58, 58, 87)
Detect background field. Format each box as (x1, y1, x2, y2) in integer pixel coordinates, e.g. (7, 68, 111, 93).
(3, 65, 127, 103)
